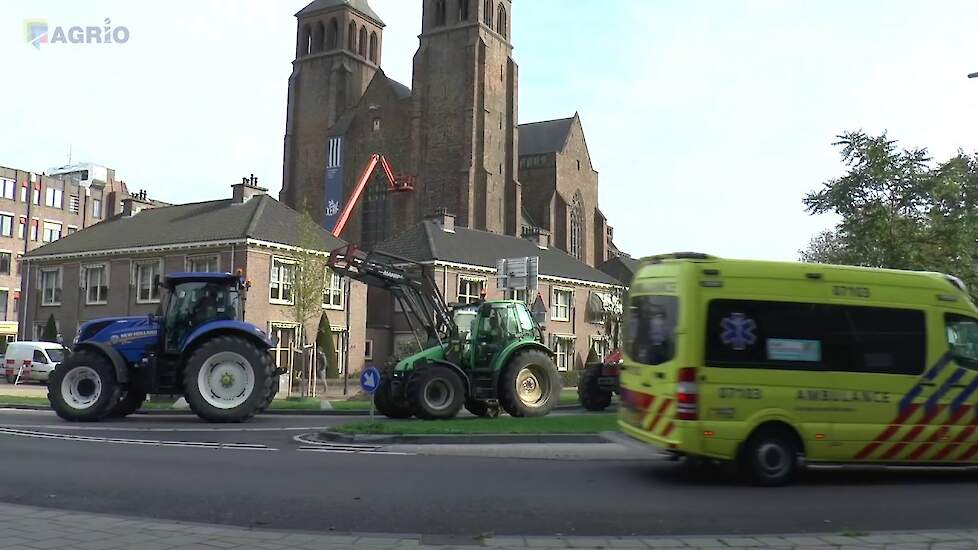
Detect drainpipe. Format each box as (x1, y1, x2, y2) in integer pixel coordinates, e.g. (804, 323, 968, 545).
(342, 277, 351, 396)
(19, 258, 30, 341)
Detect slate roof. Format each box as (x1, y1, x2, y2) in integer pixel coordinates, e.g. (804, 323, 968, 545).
(296, 0, 384, 25)
(376, 221, 619, 286)
(598, 256, 641, 286)
(387, 76, 412, 100)
(27, 195, 345, 259)
(518, 116, 575, 156)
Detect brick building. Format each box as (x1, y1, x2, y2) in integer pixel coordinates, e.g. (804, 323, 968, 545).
(371, 212, 623, 371)
(280, 0, 623, 266)
(21, 180, 368, 391)
(0, 163, 133, 341)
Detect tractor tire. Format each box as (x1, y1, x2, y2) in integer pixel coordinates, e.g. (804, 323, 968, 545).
(258, 373, 280, 413)
(407, 364, 464, 420)
(578, 365, 613, 411)
(108, 390, 147, 418)
(48, 349, 121, 422)
(499, 350, 560, 418)
(184, 335, 273, 423)
(464, 398, 499, 418)
(374, 373, 414, 419)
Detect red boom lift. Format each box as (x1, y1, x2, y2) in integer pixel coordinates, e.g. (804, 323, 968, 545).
(330, 154, 415, 238)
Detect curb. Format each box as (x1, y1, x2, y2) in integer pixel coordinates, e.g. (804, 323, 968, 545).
(310, 430, 607, 445)
(0, 403, 593, 416)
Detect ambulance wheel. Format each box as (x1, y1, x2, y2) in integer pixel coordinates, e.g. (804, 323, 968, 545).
(741, 427, 799, 486)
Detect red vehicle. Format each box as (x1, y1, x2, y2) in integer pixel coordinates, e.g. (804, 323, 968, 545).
(577, 349, 621, 411)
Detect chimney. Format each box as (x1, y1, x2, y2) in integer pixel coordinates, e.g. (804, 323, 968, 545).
(522, 227, 551, 250)
(121, 189, 154, 217)
(232, 174, 268, 203)
(426, 208, 455, 233)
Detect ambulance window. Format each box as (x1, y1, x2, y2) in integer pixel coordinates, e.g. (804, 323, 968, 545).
(946, 314, 978, 369)
(626, 295, 678, 366)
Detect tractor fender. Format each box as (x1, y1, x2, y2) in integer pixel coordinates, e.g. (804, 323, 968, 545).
(73, 341, 130, 384)
(181, 321, 275, 356)
(426, 359, 472, 395)
(488, 341, 555, 373)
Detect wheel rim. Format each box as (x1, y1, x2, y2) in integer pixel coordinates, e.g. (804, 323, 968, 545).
(61, 367, 103, 410)
(756, 442, 790, 477)
(197, 352, 255, 410)
(423, 378, 453, 411)
(516, 365, 550, 408)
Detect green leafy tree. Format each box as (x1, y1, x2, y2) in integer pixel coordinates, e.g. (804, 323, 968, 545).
(289, 204, 331, 396)
(41, 314, 58, 343)
(802, 131, 978, 298)
(317, 311, 339, 379)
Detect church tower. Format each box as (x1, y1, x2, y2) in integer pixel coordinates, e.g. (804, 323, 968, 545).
(411, 0, 520, 234)
(281, 0, 384, 215)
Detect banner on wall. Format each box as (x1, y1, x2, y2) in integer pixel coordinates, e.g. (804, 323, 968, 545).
(324, 136, 345, 232)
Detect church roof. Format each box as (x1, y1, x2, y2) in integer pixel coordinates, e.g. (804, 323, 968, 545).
(598, 256, 641, 286)
(386, 76, 412, 100)
(376, 220, 619, 286)
(518, 116, 575, 156)
(296, 0, 384, 26)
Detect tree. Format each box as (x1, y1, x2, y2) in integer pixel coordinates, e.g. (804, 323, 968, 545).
(317, 311, 339, 379)
(802, 131, 978, 298)
(289, 204, 331, 396)
(41, 314, 58, 343)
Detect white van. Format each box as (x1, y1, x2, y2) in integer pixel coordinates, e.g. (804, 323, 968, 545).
(3, 342, 68, 384)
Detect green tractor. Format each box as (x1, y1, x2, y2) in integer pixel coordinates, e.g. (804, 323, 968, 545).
(329, 245, 560, 420)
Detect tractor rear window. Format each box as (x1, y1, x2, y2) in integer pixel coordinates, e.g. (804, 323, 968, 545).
(626, 295, 678, 366)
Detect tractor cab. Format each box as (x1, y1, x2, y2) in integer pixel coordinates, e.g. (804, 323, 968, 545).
(468, 301, 541, 369)
(159, 273, 246, 353)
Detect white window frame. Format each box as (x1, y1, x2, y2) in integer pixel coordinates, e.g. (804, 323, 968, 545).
(29, 218, 38, 241)
(364, 339, 374, 361)
(508, 288, 527, 303)
(92, 198, 102, 219)
(0, 214, 13, 238)
(31, 187, 39, 206)
(551, 287, 573, 322)
(66, 225, 79, 235)
(590, 335, 610, 361)
(42, 221, 62, 242)
(134, 260, 163, 304)
(186, 254, 221, 273)
(83, 263, 109, 305)
(19, 185, 27, 203)
(458, 276, 486, 305)
(553, 335, 576, 372)
(269, 257, 296, 305)
(0, 251, 11, 276)
(40, 268, 62, 306)
(0, 178, 14, 200)
(68, 194, 80, 213)
(44, 187, 63, 209)
(322, 269, 344, 310)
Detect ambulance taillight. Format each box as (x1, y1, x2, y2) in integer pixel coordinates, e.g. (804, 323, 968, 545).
(676, 367, 698, 421)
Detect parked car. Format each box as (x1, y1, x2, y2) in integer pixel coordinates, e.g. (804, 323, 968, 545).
(3, 342, 68, 384)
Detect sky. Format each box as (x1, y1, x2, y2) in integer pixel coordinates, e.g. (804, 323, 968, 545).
(2, 0, 978, 261)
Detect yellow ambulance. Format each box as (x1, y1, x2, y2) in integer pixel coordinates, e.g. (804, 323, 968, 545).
(615, 253, 978, 485)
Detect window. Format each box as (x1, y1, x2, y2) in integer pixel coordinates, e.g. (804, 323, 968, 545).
(497, 3, 508, 37)
(483, 0, 493, 27)
(135, 261, 162, 303)
(92, 198, 102, 219)
(459, 0, 470, 20)
(0, 290, 7, 321)
(369, 31, 378, 64)
(40, 268, 61, 306)
(84, 264, 109, 305)
(435, 0, 447, 25)
(364, 339, 374, 361)
(570, 191, 584, 260)
(704, 299, 926, 375)
(372, 118, 381, 132)
(0, 253, 10, 276)
(32, 187, 39, 205)
(30, 219, 38, 241)
(0, 215, 12, 238)
(552, 288, 572, 321)
(458, 276, 485, 304)
(19, 185, 27, 203)
(66, 225, 78, 235)
(327, 18, 339, 50)
(358, 26, 367, 56)
(323, 270, 344, 309)
(508, 288, 527, 302)
(554, 335, 576, 371)
(17, 218, 25, 239)
(270, 258, 295, 304)
(68, 195, 79, 213)
(0, 178, 13, 200)
(186, 254, 220, 273)
(627, 295, 679, 366)
(33, 350, 47, 363)
(946, 314, 978, 370)
(42, 221, 62, 242)
(348, 22, 356, 51)
(591, 336, 610, 361)
(44, 187, 63, 208)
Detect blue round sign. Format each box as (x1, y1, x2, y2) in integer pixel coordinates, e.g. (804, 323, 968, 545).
(360, 366, 382, 394)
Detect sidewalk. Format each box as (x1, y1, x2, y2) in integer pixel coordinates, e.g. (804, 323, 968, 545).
(0, 502, 975, 550)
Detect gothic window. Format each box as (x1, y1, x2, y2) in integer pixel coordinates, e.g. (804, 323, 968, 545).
(347, 22, 356, 51)
(570, 191, 584, 261)
(369, 32, 378, 63)
(435, 0, 447, 26)
(358, 26, 368, 56)
(483, 0, 493, 27)
(362, 174, 389, 248)
(496, 3, 508, 38)
(327, 18, 339, 50)
(458, 0, 470, 21)
(299, 24, 311, 57)
(313, 21, 324, 53)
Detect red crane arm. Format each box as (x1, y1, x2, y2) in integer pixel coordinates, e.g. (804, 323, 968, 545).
(330, 154, 413, 238)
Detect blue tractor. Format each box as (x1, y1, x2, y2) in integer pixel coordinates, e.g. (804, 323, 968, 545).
(49, 273, 281, 423)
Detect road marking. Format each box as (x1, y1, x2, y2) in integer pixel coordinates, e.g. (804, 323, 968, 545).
(295, 444, 415, 456)
(0, 427, 279, 451)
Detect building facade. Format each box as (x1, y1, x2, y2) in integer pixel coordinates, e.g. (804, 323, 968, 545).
(280, 0, 621, 266)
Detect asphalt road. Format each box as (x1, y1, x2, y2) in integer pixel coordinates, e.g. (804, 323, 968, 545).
(1, 409, 978, 536)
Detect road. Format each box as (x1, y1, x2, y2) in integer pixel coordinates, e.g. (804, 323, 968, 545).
(1, 408, 977, 536)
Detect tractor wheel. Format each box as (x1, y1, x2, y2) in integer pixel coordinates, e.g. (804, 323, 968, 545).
(108, 390, 147, 418)
(184, 335, 273, 423)
(258, 373, 280, 413)
(374, 373, 414, 419)
(407, 364, 464, 420)
(578, 365, 613, 411)
(464, 398, 499, 418)
(499, 350, 560, 418)
(48, 350, 121, 422)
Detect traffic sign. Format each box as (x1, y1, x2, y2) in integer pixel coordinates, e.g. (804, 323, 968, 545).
(360, 366, 381, 394)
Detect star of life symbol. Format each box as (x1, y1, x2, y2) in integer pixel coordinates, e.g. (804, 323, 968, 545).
(326, 200, 340, 217)
(720, 313, 756, 350)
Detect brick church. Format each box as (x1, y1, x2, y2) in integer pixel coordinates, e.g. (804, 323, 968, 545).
(280, 0, 620, 268)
